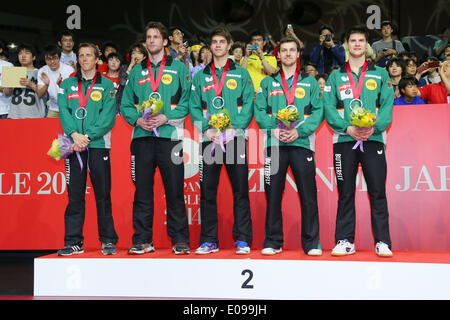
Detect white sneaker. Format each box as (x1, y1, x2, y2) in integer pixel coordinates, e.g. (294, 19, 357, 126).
(331, 239, 355, 256)
(307, 248, 322, 256)
(375, 241, 393, 257)
(261, 247, 282, 255)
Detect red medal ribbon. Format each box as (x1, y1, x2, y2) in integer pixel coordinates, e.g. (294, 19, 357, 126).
(280, 68, 300, 106)
(77, 73, 99, 109)
(147, 55, 167, 93)
(211, 60, 230, 97)
(346, 60, 368, 100)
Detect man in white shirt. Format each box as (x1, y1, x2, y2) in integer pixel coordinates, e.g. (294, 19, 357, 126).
(0, 59, 13, 118)
(58, 30, 77, 69)
(37, 45, 74, 117)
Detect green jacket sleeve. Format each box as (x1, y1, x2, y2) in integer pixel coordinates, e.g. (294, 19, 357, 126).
(120, 68, 140, 126)
(189, 72, 209, 133)
(57, 80, 77, 137)
(323, 72, 348, 133)
(374, 69, 394, 134)
(233, 69, 254, 130)
(297, 79, 324, 137)
(85, 79, 116, 140)
(254, 78, 276, 130)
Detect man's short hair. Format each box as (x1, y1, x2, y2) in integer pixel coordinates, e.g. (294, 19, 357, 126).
(17, 43, 36, 57)
(210, 27, 232, 44)
(102, 42, 119, 53)
(145, 21, 169, 40)
(398, 76, 418, 95)
(345, 25, 369, 42)
(57, 29, 75, 42)
(278, 36, 301, 52)
(319, 24, 334, 35)
(77, 43, 99, 58)
(43, 45, 62, 58)
(249, 29, 265, 40)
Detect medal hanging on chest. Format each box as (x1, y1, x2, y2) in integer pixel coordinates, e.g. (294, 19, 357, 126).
(211, 60, 230, 110)
(280, 68, 300, 113)
(147, 55, 166, 101)
(75, 73, 98, 120)
(346, 60, 368, 111)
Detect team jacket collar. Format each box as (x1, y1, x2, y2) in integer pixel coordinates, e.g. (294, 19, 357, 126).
(203, 58, 237, 75)
(75, 69, 102, 84)
(271, 68, 308, 83)
(339, 61, 376, 73)
(141, 54, 174, 69)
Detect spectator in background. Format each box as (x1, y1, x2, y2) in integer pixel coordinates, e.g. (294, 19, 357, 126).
(168, 26, 191, 70)
(7, 44, 46, 119)
(315, 73, 328, 98)
(57, 30, 77, 70)
(191, 46, 212, 78)
(433, 27, 449, 60)
(404, 58, 418, 77)
(417, 61, 450, 104)
(116, 42, 148, 114)
(190, 43, 203, 69)
(102, 52, 121, 93)
(0, 50, 13, 118)
(304, 62, 318, 77)
(444, 45, 450, 62)
(416, 57, 441, 86)
(98, 42, 119, 75)
(36, 45, 74, 118)
(386, 58, 405, 99)
(393, 76, 425, 105)
(309, 24, 345, 74)
(372, 21, 405, 68)
(230, 42, 244, 65)
(241, 29, 277, 92)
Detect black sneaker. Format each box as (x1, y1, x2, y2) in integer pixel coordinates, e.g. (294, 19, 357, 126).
(172, 242, 190, 255)
(128, 243, 155, 255)
(57, 243, 84, 256)
(102, 243, 117, 255)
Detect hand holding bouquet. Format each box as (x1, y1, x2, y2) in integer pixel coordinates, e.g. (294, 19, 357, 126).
(136, 97, 164, 137)
(349, 106, 377, 152)
(206, 109, 235, 155)
(47, 133, 84, 169)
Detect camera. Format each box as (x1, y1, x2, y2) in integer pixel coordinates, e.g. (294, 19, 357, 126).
(251, 44, 259, 50)
(324, 34, 332, 42)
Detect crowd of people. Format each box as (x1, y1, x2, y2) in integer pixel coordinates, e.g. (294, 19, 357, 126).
(0, 22, 449, 120)
(1, 20, 449, 258)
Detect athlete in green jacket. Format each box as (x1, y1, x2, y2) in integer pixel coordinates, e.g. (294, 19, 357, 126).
(120, 21, 190, 255)
(323, 26, 394, 257)
(254, 36, 323, 256)
(189, 28, 254, 255)
(57, 43, 118, 256)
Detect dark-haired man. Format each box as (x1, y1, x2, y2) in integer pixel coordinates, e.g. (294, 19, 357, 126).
(309, 24, 345, 74)
(241, 30, 277, 92)
(323, 26, 394, 257)
(190, 27, 254, 255)
(372, 21, 405, 67)
(37, 45, 75, 118)
(255, 36, 323, 256)
(121, 21, 191, 255)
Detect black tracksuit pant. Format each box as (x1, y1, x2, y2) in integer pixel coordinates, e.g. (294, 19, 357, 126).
(199, 136, 253, 245)
(263, 146, 320, 253)
(130, 137, 189, 245)
(64, 148, 118, 246)
(333, 141, 391, 248)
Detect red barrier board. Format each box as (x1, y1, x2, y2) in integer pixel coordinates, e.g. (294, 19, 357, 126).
(0, 104, 449, 251)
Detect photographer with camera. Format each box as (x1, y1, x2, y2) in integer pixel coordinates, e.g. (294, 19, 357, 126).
(309, 24, 345, 74)
(168, 26, 191, 71)
(240, 30, 277, 93)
